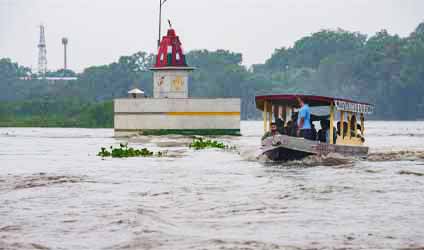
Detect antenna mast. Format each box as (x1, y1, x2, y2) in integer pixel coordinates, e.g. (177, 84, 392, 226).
(38, 25, 48, 77)
(158, 0, 168, 48)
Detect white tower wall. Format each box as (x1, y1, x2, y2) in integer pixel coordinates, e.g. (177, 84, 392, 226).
(153, 69, 190, 98)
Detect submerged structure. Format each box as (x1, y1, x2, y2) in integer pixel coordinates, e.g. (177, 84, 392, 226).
(114, 27, 240, 137)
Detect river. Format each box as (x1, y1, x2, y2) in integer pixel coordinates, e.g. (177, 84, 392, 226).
(1, 121, 423, 250)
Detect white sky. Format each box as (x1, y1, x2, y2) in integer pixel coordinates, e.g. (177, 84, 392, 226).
(0, 0, 423, 72)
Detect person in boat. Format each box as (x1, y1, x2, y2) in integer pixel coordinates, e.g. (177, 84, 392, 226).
(337, 121, 350, 137)
(350, 115, 363, 135)
(311, 121, 317, 140)
(350, 115, 365, 142)
(296, 97, 314, 140)
(262, 122, 280, 140)
(275, 118, 286, 135)
(285, 112, 298, 137)
(285, 120, 294, 136)
(317, 119, 328, 143)
(328, 120, 337, 144)
(317, 120, 337, 144)
(291, 112, 298, 136)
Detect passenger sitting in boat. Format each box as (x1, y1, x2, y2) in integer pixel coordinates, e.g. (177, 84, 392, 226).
(337, 122, 341, 136)
(328, 120, 337, 144)
(318, 120, 337, 144)
(296, 97, 314, 140)
(350, 115, 363, 135)
(285, 112, 298, 137)
(337, 121, 348, 137)
(276, 118, 286, 135)
(311, 122, 317, 140)
(262, 122, 280, 140)
(291, 112, 298, 137)
(350, 115, 365, 142)
(285, 120, 294, 136)
(317, 120, 328, 142)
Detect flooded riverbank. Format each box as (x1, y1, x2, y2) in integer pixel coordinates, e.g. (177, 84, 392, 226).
(1, 121, 424, 250)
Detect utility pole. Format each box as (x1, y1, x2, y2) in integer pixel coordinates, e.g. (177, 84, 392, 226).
(38, 25, 48, 78)
(62, 37, 68, 73)
(158, 0, 168, 47)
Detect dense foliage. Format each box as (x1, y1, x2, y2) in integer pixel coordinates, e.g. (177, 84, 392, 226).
(0, 99, 113, 127)
(253, 24, 424, 120)
(1, 22, 424, 127)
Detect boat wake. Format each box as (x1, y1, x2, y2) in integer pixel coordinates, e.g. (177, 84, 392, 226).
(238, 146, 355, 167)
(238, 146, 264, 162)
(367, 150, 424, 162)
(240, 146, 424, 167)
(282, 153, 355, 167)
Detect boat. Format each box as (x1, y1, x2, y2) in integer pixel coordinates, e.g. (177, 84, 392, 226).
(256, 94, 374, 161)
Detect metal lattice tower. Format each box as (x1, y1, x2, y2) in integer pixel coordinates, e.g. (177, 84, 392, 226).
(37, 25, 47, 77)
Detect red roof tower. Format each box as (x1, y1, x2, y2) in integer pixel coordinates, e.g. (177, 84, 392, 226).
(151, 27, 194, 98)
(153, 28, 190, 68)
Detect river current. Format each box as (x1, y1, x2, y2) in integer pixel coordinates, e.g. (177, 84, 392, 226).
(0, 121, 423, 250)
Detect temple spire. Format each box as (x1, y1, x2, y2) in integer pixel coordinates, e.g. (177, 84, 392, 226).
(154, 26, 188, 68)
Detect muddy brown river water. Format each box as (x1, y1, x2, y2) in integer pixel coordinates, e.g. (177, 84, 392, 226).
(1, 121, 424, 250)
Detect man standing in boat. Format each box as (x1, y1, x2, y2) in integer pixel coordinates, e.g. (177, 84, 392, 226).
(296, 97, 314, 140)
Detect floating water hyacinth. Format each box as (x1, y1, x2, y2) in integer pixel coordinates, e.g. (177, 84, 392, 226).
(189, 137, 234, 150)
(98, 143, 166, 158)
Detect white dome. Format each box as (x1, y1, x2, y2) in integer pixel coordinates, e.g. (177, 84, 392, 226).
(128, 88, 144, 94)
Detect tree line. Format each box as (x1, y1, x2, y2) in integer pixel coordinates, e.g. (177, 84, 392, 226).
(1, 22, 423, 127)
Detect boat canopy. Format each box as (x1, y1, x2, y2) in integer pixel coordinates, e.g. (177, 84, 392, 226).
(256, 94, 374, 114)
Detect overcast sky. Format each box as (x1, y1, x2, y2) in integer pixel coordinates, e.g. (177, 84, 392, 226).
(0, 0, 423, 72)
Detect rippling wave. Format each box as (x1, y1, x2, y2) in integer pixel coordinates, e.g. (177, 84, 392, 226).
(1, 121, 424, 249)
(368, 150, 424, 162)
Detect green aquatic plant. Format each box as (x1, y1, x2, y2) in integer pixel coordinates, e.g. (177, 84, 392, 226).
(98, 147, 112, 157)
(97, 143, 166, 158)
(189, 137, 234, 150)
